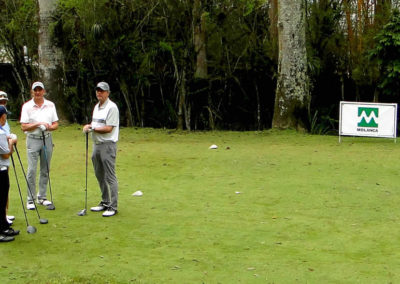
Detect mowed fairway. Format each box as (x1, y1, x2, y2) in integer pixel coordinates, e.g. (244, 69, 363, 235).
(2, 123, 400, 283)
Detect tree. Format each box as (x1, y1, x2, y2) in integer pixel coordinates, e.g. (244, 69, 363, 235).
(0, 0, 38, 106)
(370, 9, 400, 100)
(37, 0, 63, 114)
(193, 0, 207, 79)
(272, 0, 309, 130)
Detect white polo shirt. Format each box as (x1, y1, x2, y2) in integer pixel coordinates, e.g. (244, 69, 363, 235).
(20, 98, 59, 136)
(91, 98, 119, 143)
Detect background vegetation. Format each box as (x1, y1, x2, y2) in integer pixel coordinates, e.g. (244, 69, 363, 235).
(1, 0, 400, 132)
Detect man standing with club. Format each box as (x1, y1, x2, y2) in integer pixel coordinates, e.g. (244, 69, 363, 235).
(83, 82, 119, 217)
(0, 105, 19, 241)
(20, 82, 59, 210)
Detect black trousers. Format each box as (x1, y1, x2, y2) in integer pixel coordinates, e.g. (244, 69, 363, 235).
(0, 168, 10, 231)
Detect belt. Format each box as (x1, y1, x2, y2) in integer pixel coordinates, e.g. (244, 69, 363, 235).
(94, 141, 115, 145)
(28, 133, 51, 139)
(0, 166, 8, 171)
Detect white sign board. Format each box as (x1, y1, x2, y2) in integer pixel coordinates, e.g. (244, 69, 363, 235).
(339, 101, 397, 139)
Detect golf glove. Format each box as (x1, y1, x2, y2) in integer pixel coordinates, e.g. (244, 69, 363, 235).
(9, 133, 17, 140)
(83, 127, 92, 133)
(39, 125, 47, 131)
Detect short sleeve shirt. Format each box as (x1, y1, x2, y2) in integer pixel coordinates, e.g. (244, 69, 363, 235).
(91, 98, 119, 143)
(20, 98, 59, 136)
(0, 128, 10, 167)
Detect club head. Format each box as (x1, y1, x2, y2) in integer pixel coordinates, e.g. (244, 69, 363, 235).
(46, 204, 55, 210)
(77, 209, 87, 216)
(40, 218, 48, 224)
(27, 225, 37, 234)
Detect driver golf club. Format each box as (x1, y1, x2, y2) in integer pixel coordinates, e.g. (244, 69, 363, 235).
(77, 132, 89, 216)
(14, 145, 48, 225)
(41, 131, 55, 210)
(10, 155, 37, 234)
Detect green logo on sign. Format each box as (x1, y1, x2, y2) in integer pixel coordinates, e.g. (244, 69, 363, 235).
(358, 107, 378, 127)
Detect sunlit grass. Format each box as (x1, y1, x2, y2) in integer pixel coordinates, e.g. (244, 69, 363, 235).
(2, 123, 400, 283)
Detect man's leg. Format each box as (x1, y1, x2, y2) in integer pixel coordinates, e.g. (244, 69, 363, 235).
(92, 144, 110, 207)
(38, 137, 53, 200)
(26, 138, 41, 202)
(0, 170, 10, 231)
(101, 143, 118, 211)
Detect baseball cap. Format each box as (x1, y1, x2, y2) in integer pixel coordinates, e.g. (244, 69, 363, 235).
(96, 82, 110, 91)
(0, 91, 8, 101)
(32, 81, 45, 90)
(0, 106, 8, 117)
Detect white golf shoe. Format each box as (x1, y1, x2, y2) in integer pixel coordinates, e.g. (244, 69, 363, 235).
(38, 199, 52, 206)
(27, 202, 35, 210)
(90, 205, 107, 212)
(102, 209, 117, 217)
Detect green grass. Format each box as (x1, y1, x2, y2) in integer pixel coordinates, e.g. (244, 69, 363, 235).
(2, 123, 400, 283)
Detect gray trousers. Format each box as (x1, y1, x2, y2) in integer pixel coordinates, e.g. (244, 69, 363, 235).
(92, 142, 118, 210)
(26, 136, 53, 202)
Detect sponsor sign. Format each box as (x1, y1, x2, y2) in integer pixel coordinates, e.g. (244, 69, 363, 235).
(339, 101, 397, 139)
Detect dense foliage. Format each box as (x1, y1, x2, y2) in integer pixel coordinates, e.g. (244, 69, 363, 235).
(0, 0, 38, 113)
(51, 0, 275, 129)
(1, 0, 400, 131)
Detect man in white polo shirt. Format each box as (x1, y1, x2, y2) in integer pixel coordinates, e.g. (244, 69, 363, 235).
(20, 82, 59, 210)
(83, 82, 119, 217)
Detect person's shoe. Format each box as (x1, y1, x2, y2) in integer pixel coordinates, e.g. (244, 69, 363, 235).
(102, 209, 117, 217)
(6, 217, 12, 225)
(0, 234, 14, 242)
(2, 228, 20, 236)
(27, 202, 35, 210)
(90, 205, 107, 212)
(38, 199, 52, 206)
(7, 215, 15, 221)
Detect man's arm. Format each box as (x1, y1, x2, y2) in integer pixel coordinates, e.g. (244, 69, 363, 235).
(0, 135, 16, 159)
(92, 125, 113, 134)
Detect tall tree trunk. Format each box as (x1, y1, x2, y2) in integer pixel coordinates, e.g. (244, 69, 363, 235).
(343, 0, 354, 58)
(118, 78, 135, 127)
(268, 0, 279, 61)
(177, 53, 190, 130)
(38, 0, 63, 116)
(193, 0, 207, 79)
(272, 0, 310, 130)
(357, 0, 364, 52)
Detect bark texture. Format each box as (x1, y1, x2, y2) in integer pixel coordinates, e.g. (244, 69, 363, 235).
(193, 0, 207, 79)
(38, 0, 63, 114)
(272, 0, 310, 130)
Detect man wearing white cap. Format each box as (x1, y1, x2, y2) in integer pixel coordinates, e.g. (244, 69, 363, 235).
(20, 82, 59, 210)
(83, 82, 119, 217)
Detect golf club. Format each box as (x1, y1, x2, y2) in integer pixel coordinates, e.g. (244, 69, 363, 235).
(77, 132, 89, 216)
(41, 131, 55, 210)
(10, 155, 37, 234)
(14, 144, 48, 225)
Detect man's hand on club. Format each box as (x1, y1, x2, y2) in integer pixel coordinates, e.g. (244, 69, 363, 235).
(83, 125, 93, 133)
(39, 124, 47, 132)
(8, 133, 17, 144)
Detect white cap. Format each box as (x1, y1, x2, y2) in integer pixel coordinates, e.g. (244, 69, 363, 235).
(0, 91, 8, 101)
(95, 82, 110, 91)
(32, 81, 45, 90)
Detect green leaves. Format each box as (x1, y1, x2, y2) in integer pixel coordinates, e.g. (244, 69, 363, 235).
(371, 9, 400, 96)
